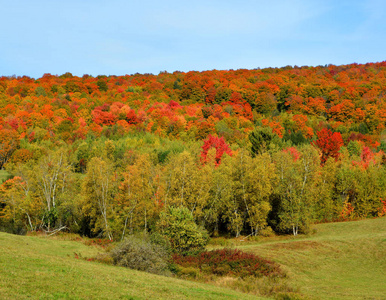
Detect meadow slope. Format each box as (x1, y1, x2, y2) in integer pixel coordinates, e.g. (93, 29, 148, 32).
(1, 218, 385, 299)
(238, 217, 386, 299)
(0, 233, 261, 300)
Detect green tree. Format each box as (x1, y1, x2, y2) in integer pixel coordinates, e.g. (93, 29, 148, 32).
(249, 126, 281, 156)
(314, 157, 339, 221)
(273, 145, 319, 235)
(33, 148, 72, 230)
(97, 79, 108, 92)
(223, 150, 275, 236)
(246, 152, 276, 235)
(204, 149, 232, 234)
(157, 206, 208, 254)
(0, 176, 41, 232)
(82, 157, 116, 240)
(164, 151, 211, 220)
(352, 157, 386, 217)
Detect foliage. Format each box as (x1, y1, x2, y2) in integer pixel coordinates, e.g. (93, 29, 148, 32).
(249, 126, 281, 156)
(157, 206, 209, 254)
(81, 157, 116, 240)
(1, 62, 386, 239)
(200, 134, 232, 165)
(0, 129, 19, 169)
(313, 128, 344, 164)
(272, 145, 320, 235)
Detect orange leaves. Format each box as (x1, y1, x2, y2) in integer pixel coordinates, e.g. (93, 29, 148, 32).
(0, 62, 385, 147)
(293, 114, 307, 129)
(125, 109, 139, 125)
(292, 114, 313, 139)
(0, 129, 19, 168)
(262, 119, 284, 138)
(340, 200, 354, 220)
(306, 97, 326, 116)
(378, 199, 386, 217)
(10, 149, 33, 164)
(185, 104, 202, 117)
(328, 99, 356, 122)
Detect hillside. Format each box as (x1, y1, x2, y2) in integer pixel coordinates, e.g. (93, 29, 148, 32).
(237, 217, 386, 299)
(1, 218, 384, 299)
(1, 63, 386, 290)
(0, 232, 260, 300)
(1, 62, 386, 240)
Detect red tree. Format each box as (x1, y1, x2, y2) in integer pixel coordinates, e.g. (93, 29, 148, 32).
(201, 135, 232, 166)
(313, 128, 343, 164)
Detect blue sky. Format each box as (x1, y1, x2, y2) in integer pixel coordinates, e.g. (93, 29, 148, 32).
(1, 0, 385, 78)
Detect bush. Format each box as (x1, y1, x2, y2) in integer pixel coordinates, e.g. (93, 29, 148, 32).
(157, 206, 209, 254)
(172, 248, 285, 278)
(149, 231, 172, 254)
(109, 234, 170, 275)
(258, 226, 275, 237)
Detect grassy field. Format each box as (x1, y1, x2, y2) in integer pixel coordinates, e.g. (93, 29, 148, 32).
(0, 232, 262, 299)
(237, 217, 386, 299)
(0, 218, 385, 299)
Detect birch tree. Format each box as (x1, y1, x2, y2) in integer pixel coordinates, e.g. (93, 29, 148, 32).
(82, 157, 115, 240)
(273, 145, 319, 235)
(33, 148, 72, 230)
(117, 154, 161, 238)
(165, 151, 211, 220)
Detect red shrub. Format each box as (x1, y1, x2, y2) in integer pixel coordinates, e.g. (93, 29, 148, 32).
(172, 248, 284, 278)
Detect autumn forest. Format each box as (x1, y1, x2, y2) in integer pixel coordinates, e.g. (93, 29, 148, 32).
(1, 62, 386, 240)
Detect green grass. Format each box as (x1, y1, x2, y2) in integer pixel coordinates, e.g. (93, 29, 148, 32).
(237, 217, 386, 300)
(0, 169, 12, 184)
(0, 233, 261, 300)
(1, 218, 385, 299)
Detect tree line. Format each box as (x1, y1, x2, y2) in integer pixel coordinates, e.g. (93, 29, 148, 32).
(1, 130, 385, 238)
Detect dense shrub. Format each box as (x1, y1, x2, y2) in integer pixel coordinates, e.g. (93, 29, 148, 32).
(109, 234, 170, 275)
(157, 206, 209, 254)
(172, 248, 285, 278)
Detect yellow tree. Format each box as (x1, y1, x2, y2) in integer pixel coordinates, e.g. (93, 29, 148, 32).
(164, 151, 212, 221)
(201, 148, 228, 233)
(314, 157, 339, 221)
(0, 176, 42, 232)
(117, 153, 162, 239)
(223, 150, 275, 237)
